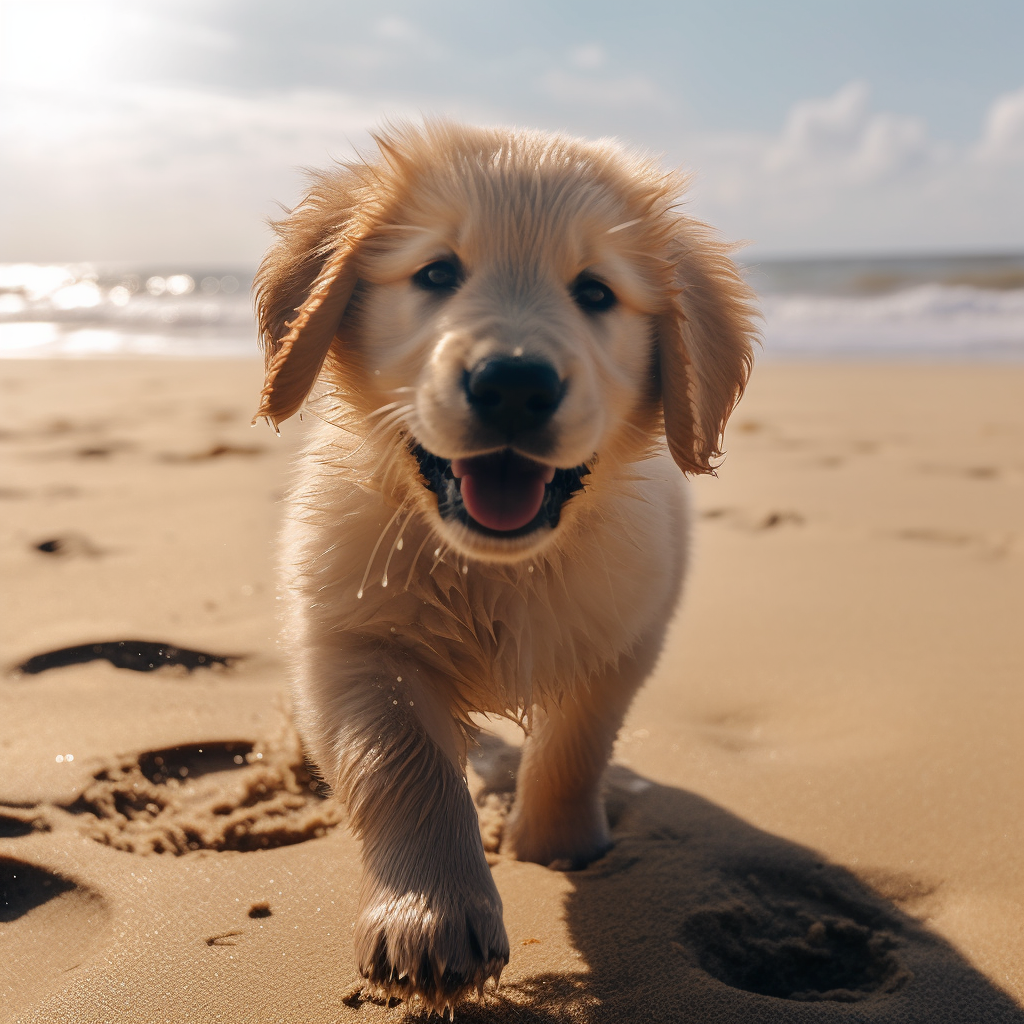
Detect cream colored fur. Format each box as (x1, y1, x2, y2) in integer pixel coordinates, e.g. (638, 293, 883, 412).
(254, 121, 758, 1012)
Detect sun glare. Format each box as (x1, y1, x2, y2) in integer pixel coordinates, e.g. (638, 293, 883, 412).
(1, 0, 123, 89)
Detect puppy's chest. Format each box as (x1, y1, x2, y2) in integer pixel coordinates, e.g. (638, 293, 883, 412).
(379, 558, 647, 713)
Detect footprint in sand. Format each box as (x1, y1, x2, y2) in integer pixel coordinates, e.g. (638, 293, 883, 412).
(697, 507, 806, 531)
(0, 812, 47, 839)
(679, 863, 910, 1002)
(31, 532, 104, 557)
(0, 858, 112, 1010)
(63, 738, 344, 855)
(158, 443, 266, 463)
(918, 462, 1002, 480)
(15, 639, 240, 675)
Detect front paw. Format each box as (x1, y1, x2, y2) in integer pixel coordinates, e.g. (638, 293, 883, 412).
(355, 885, 509, 1012)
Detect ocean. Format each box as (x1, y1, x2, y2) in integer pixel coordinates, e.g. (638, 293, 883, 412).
(1, 253, 1023, 360)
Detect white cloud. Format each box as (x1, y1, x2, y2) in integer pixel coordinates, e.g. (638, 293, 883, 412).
(768, 81, 870, 167)
(977, 86, 1024, 162)
(855, 113, 931, 180)
(682, 82, 1024, 254)
(764, 81, 932, 183)
(2, 74, 1023, 263)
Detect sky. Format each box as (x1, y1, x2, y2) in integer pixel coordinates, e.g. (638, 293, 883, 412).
(1, 0, 1022, 264)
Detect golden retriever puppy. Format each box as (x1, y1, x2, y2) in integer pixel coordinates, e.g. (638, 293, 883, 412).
(253, 121, 757, 1012)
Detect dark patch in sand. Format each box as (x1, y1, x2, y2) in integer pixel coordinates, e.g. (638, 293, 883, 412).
(32, 533, 103, 557)
(696, 507, 806, 531)
(760, 510, 805, 529)
(680, 867, 909, 1001)
(138, 742, 255, 784)
(160, 443, 265, 462)
(208, 409, 241, 424)
(0, 859, 75, 922)
(341, 980, 404, 1009)
(0, 814, 42, 839)
(248, 902, 272, 918)
(75, 445, 122, 458)
(919, 462, 1002, 480)
(16, 640, 239, 675)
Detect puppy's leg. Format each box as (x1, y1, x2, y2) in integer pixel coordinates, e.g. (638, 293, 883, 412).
(296, 652, 508, 1010)
(504, 635, 664, 868)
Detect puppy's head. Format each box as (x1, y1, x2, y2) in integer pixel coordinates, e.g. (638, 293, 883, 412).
(255, 122, 758, 562)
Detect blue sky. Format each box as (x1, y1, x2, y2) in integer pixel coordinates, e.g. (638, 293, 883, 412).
(1, 0, 1022, 262)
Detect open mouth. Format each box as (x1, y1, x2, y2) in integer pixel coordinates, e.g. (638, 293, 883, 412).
(412, 444, 588, 538)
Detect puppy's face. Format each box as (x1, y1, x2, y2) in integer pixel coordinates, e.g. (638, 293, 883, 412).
(349, 168, 664, 561)
(255, 124, 756, 566)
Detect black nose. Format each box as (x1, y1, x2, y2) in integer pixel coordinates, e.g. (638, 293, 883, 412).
(464, 357, 564, 434)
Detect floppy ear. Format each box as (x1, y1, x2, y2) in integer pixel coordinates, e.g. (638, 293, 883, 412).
(252, 171, 367, 428)
(656, 221, 759, 475)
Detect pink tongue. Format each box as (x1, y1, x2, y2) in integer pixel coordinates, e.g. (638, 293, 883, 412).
(452, 454, 554, 532)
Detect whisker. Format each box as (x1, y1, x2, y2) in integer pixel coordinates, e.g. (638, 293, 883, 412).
(429, 543, 449, 576)
(345, 405, 414, 464)
(348, 428, 417, 488)
(381, 508, 412, 588)
(403, 530, 434, 591)
(366, 401, 405, 423)
(356, 500, 410, 600)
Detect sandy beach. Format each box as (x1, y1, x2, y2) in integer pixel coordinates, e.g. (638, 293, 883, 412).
(1, 356, 1022, 1023)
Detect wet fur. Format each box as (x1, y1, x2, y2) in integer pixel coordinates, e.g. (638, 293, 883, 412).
(254, 121, 758, 1012)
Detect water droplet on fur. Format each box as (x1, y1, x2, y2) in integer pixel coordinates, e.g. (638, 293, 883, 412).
(462, 565, 468, 574)
(390, 627, 396, 633)
(381, 576, 388, 588)
(396, 676, 402, 682)
(528, 566, 534, 573)
(356, 589, 364, 599)
(434, 548, 441, 557)
(392, 699, 398, 705)
(409, 701, 415, 707)
(397, 538, 404, 550)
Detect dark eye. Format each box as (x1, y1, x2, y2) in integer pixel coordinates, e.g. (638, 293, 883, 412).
(413, 259, 462, 293)
(572, 275, 617, 313)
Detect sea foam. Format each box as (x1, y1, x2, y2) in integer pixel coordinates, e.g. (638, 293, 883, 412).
(1, 257, 1022, 359)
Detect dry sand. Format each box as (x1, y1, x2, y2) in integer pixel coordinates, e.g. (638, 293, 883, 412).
(1, 357, 1022, 1022)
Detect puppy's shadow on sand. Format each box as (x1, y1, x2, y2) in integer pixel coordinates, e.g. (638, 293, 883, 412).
(455, 734, 1023, 1024)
